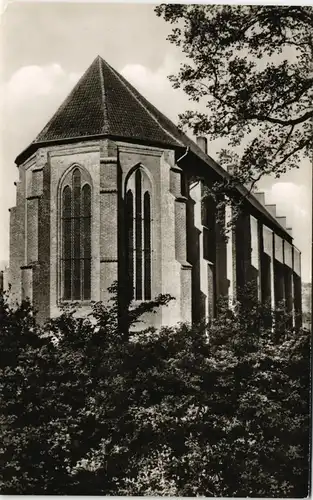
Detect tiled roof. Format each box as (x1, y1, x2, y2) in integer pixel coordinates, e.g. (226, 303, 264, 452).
(15, 55, 291, 240)
(15, 56, 227, 177)
(28, 56, 186, 149)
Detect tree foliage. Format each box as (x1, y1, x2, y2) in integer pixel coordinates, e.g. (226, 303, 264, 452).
(155, 5, 313, 188)
(1, 287, 310, 496)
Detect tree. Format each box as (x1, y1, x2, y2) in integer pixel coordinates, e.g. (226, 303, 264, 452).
(0, 288, 173, 494)
(155, 5, 313, 189)
(112, 292, 310, 497)
(1, 286, 310, 496)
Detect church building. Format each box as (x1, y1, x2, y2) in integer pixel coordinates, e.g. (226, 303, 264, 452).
(4, 56, 302, 326)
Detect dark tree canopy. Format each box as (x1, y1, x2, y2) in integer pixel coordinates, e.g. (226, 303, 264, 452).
(155, 5, 313, 187)
(1, 286, 310, 496)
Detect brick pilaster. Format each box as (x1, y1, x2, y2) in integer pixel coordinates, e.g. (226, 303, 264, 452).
(170, 164, 192, 323)
(99, 139, 119, 302)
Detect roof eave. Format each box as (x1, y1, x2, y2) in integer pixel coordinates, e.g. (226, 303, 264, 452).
(185, 148, 292, 243)
(15, 132, 292, 243)
(14, 133, 183, 166)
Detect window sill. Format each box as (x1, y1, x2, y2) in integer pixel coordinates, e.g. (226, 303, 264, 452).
(58, 300, 93, 307)
(129, 299, 153, 307)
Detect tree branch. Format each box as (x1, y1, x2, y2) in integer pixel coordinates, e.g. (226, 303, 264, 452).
(247, 109, 313, 127)
(276, 137, 312, 166)
(273, 125, 295, 159)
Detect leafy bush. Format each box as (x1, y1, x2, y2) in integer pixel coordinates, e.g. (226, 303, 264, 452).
(0, 285, 310, 496)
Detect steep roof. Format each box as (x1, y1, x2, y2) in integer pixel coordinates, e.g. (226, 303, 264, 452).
(15, 56, 234, 178)
(16, 56, 184, 159)
(15, 55, 228, 175)
(15, 55, 291, 240)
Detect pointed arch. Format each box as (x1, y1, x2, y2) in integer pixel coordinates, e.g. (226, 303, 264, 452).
(60, 165, 92, 301)
(125, 166, 152, 301)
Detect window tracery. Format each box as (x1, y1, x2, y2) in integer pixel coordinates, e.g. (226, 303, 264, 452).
(61, 167, 92, 301)
(126, 167, 152, 301)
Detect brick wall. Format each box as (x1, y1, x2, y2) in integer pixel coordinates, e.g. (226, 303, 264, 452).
(48, 141, 101, 319)
(8, 137, 300, 328)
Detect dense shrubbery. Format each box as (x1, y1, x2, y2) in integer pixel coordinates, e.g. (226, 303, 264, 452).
(0, 286, 310, 496)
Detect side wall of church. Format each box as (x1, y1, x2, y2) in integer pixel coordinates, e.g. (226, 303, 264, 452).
(8, 156, 32, 306)
(8, 151, 53, 322)
(48, 141, 101, 319)
(8, 138, 301, 328)
(11, 139, 191, 328)
(117, 141, 192, 329)
(181, 154, 300, 325)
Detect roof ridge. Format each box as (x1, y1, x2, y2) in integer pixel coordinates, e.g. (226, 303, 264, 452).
(104, 59, 184, 147)
(98, 57, 109, 134)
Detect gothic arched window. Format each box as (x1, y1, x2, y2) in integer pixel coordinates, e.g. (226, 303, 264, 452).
(126, 167, 152, 301)
(61, 167, 92, 301)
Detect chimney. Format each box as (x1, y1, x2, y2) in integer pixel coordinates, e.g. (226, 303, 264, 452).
(254, 192, 265, 205)
(196, 136, 208, 155)
(265, 204, 277, 218)
(276, 216, 287, 229)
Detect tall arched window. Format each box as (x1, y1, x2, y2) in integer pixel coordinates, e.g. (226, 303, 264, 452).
(126, 167, 152, 301)
(61, 167, 92, 301)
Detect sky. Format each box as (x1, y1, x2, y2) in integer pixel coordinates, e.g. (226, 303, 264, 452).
(0, 1, 311, 281)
